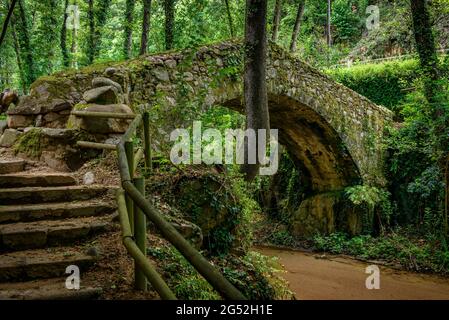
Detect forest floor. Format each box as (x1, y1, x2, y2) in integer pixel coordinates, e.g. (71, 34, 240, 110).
(256, 246, 449, 300)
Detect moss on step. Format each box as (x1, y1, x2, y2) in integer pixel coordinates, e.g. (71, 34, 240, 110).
(13, 128, 44, 158)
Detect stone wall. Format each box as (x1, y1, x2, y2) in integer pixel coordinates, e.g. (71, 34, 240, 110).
(5, 40, 393, 237)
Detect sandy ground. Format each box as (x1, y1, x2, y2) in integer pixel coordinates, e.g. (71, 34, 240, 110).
(256, 246, 449, 300)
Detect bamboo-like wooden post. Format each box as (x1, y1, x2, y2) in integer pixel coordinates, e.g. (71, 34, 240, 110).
(143, 112, 153, 172)
(133, 177, 147, 291)
(116, 189, 176, 300)
(124, 141, 135, 234)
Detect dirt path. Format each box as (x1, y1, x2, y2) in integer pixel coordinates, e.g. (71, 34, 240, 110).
(256, 246, 449, 300)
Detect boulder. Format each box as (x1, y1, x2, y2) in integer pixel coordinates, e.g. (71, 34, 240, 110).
(7, 115, 34, 128)
(0, 120, 7, 134)
(70, 104, 134, 134)
(0, 129, 23, 147)
(83, 86, 121, 105)
(8, 79, 80, 116)
(92, 77, 123, 93)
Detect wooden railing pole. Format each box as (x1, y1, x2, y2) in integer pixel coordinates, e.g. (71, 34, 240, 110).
(124, 141, 135, 234)
(143, 112, 153, 172)
(133, 177, 147, 291)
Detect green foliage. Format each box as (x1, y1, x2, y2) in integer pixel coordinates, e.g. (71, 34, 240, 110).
(266, 230, 296, 247)
(148, 245, 293, 300)
(312, 230, 449, 274)
(13, 128, 43, 158)
(147, 246, 220, 300)
(332, 0, 363, 43)
(328, 59, 421, 110)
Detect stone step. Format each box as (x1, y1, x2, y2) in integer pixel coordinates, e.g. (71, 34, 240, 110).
(0, 200, 116, 224)
(0, 278, 102, 300)
(0, 173, 77, 188)
(0, 159, 25, 174)
(0, 185, 113, 205)
(0, 247, 97, 282)
(0, 215, 115, 251)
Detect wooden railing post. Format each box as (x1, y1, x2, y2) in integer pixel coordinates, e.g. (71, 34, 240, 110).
(124, 141, 135, 234)
(143, 112, 153, 172)
(133, 177, 147, 291)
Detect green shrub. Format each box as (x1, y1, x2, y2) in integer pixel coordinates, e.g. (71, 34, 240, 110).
(327, 59, 420, 111)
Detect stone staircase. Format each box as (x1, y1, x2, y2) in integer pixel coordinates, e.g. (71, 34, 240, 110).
(0, 159, 117, 299)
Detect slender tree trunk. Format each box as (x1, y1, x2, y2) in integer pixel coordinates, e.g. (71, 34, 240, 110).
(15, 0, 35, 88)
(271, 0, 282, 42)
(224, 0, 235, 37)
(445, 155, 449, 237)
(243, 0, 270, 181)
(290, 0, 305, 52)
(140, 0, 152, 55)
(410, 0, 440, 103)
(10, 15, 26, 93)
(61, 0, 69, 67)
(0, 0, 17, 47)
(164, 0, 175, 50)
(327, 0, 331, 48)
(123, 0, 136, 59)
(71, 0, 78, 69)
(87, 0, 95, 64)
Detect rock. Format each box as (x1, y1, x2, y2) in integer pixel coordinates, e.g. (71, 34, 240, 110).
(0, 159, 25, 174)
(86, 246, 101, 257)
(104, 134, 121, 145)
(0, 129, 22, 147)
(8, 78, 79, 116)
(35, 114, 43, 127)
(74, 104, 134, 134)
(41, 128, 73, 139)
(40, 150, 69, 172)
(152, 68, 170, 82)
(0, 120, 7, 134)
(164, 59, 177, 69)
(83, 172, 95, 185)
(43, 112, 62, 123)
(7, 115, 34, 128)
(83, 86, 121, 105)
(92, 77, 123, 93)
(104, 67, 117, 76)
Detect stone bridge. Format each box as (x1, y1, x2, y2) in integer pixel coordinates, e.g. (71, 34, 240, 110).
(7, 41, 393, 236)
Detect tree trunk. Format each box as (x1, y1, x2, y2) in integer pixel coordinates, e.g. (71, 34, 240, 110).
(290, 0, 305, 53)
(164, 0, 175, 50)
(123, 0, 135, 59)
(327, 0, 331, 48)
(15, 0, 35, 88)
(243, 0, 270, 181)
(410, 0, 440, 104)
(224, 0, 235, 37)
(445, 155, 449, 237)
(61, 0, 69, 67)
(10, 13, 26, 93)
(139, 0, 152, 55)
(87, 0, 95, 64)
(271, 0, 282, 42)
(71, 0, 78, 69)
(0, 0, 17, 47)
